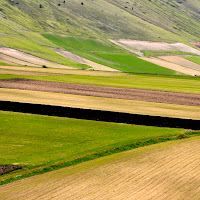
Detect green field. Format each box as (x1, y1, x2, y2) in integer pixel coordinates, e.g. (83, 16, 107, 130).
(1, 72, 199, 94)
(0, 111, 188, 166)
(42, 35, 182, 75)
(184, 56, 200, 65)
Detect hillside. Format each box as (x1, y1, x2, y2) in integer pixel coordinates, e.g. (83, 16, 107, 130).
(0, 0, 200, 51)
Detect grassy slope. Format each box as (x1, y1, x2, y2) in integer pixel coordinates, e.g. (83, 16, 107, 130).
(42, 35, 182, 75)
(0, 0, 199, 58)
(0, 111, 187, 165)
(105, 0, 200, 42)
(184, 57, 200, 65)
(1, 72, 199, 94)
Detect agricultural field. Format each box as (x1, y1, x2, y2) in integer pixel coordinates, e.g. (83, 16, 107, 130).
(42, 35, 184, 75)
(0, 0, 200, 197)
(1, 136, 200, 199)
(1, 71, 199, 94)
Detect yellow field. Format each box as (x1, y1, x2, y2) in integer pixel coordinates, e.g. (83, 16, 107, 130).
(0, 88, 200, 119)
(1, 137, 200, 199)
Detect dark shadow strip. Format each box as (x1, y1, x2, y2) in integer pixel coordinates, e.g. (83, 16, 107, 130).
(0, 100, 199, 130)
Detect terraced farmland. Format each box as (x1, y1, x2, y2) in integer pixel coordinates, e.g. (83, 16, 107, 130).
(1, 137, 200, 199)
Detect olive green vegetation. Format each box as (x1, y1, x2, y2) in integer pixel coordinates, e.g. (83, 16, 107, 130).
(184, 56, 200, 65)
(1, 72, 199, 94)
(142, 51, 196, 57)
(42, 35, 182, 75)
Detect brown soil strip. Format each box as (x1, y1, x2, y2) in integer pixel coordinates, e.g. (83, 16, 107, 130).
(0, 79, 200, 106)
(0, 165, 24, 175)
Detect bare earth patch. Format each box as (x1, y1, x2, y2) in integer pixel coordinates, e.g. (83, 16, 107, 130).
(1, 137, 200, 199)
(0, 47, 74, 69)
(140, 57, 200, 76)
(1, 79, 200, 106)
(159, 56, 200, 71)
(117, 39, 200, 55)
(56, 49, 119, 72)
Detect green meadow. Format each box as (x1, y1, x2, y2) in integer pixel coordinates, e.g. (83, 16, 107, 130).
(0, 111, 187, 166)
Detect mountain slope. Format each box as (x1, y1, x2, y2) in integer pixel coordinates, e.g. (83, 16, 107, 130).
(0, 0, 199, 69)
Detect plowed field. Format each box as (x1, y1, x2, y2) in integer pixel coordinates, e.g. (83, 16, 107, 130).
(1, 137, 200, 199)
(1, 79, 200, 106)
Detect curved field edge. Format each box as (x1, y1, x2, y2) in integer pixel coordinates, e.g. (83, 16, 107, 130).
(0, 73, 200, 94)
(1, 134, 199, 186)
(2, 136, 200, 199)
(0, 110, 199, 185)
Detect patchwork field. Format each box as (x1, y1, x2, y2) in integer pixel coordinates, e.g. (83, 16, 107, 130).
(1, 72, 199, 94)
(42, 35, 183, 75)
(1, 136, 200, 199)
(0, 56, 200, 188)
(0, 47, 76, 69)
(1, 79, 200, 107)
(0, 0, 200, 197)
(1, 88, 200, 120)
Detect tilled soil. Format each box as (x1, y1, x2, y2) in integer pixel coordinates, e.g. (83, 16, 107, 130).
(0, 78, 200, 106)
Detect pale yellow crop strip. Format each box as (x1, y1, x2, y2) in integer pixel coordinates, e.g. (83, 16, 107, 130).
(0, 66, 123, 76)
(0, 88, 200, 120)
